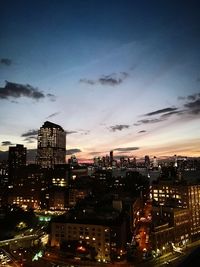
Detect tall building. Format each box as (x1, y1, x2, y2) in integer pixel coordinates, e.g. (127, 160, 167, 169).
(37, 121, 66, 168)
(8, 144, 26, 170)
(144, 155, 150, 169)
(8, 144, 26, 184)
(110, 150, 113, 166)
(153, 156, 158, 168)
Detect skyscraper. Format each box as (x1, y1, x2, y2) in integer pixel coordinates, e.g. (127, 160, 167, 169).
(144, 155, 150, 169)
(8, 144, 27, 169)
(110, 150, 113, 166)
(8, 144, 27, 184)
(37, 121, 66, 168)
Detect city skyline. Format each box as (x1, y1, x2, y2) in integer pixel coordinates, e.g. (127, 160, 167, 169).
(1, 0, 200, 161)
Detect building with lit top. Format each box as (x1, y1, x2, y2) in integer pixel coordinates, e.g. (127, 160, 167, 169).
(37, 121, 66, 168)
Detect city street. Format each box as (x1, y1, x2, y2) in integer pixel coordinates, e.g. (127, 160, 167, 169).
(0, 248, 21, 267)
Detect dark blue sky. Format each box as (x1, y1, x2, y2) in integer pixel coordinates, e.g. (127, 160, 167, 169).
(0, 0, 200, 160)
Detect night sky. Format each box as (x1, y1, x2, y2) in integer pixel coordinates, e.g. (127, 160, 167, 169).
(0, 0, 200, 161)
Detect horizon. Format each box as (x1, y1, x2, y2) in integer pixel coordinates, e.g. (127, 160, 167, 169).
(0, 141, 199, 164)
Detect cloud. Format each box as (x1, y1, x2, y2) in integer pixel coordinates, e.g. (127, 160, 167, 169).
(79, 79, 96, 85)
(187, 95, 197, 101)
(0, 81, 56, 102)
(75, 129, 90, 135)
(80, 130, 90, 135)
(65, 129, 90, 135)
(0, 58, 12, 66)
(46, 112, 60, 119)
(21, 129, 38, 137)
(160, 110, 184, 118)
(47, 93, 56, 102)
(66, 148, 82, 155)
(177, 92, 200, 115)
(88, 151, 102, 156)
(178, 96, 186, 101)
(80, 72, 128, 86)
(114, 147, 139, 152)
(113, 155, 133, 160)
(177, 93, 200, 116)
(138, 130, 146, 133)
(99, 72, 128, 86)
(1, 141, 14, 146)
(23, 136, 37, 143)
(109, 124, 130, 132)
(134, 118, 163, 126)
(184, 97, 200, 114)
(21, 129, 38, 143)
(178, 93, 200, 102)
(144, 107, 178, 116)
(65, 130, 78, 135)
(0, 81, 45, 100)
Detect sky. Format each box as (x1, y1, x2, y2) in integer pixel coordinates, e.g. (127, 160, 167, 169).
(0, 0, 200, 161)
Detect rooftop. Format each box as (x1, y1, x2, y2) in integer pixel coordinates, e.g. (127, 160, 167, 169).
(42, 121, 64, 131)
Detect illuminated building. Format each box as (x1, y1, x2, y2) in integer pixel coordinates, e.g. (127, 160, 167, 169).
(174, 154, 178, 168)
(8, 188, 41, 209)
(94, 169, 112, 186)
(153, 156, 158, 169)
(70, 165, 88, 180)
(7, 164, 48, 209)
(151, 182, 200, 236)
(68, 188, 89, 207)
(151, 223, 174, 252)
(37, 121, 66, 168)
(50, 210, 127, 262)
(94, 157, 101, 167)
(68, 155, 78, 166)
(152, 206, 190, 250)
(48, 189, 67, 210)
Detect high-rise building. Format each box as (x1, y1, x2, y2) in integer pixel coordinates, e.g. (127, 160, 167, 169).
(144, 155, 150, 168)
(8, 144, 26, 170)
(37, 121, 66, 168)
(110, 150, 113, 166)
(8, 144, 26, 184)
(153, 156, 158, 168)
(174, 154, 178, 168)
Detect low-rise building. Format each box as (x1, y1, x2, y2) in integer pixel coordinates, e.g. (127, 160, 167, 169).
(50, 207, 128, 262)
(152, 206, 190, 246)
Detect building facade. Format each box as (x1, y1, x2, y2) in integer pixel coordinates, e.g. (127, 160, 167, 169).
(50, 209, 128, 262)
(37, 121, 66, 168)
(151, 182, 200, 237)
(152, 206, 190, 248)
(8, 144, 27, 185)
